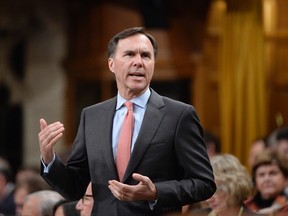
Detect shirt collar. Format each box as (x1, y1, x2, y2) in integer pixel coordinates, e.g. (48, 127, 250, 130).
(116, 88, 151, 110)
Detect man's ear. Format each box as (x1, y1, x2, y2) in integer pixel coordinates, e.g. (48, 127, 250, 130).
(108, 58, 114, 73)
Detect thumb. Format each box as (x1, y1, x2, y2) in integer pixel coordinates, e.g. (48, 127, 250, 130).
(40, 118, 47, 130)
(132, 173, 146, 183)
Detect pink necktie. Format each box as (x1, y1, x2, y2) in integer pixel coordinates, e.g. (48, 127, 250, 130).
(116, 101, 134, 181)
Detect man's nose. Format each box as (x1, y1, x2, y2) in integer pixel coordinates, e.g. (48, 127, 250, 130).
(133, 55, 143, 66)
(75, 199, 83, 210)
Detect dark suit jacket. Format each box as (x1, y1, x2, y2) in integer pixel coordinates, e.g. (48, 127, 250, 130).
(42, 89, 216, 216)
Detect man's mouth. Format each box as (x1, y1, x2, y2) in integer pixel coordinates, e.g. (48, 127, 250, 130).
(129, 72, 144, 77)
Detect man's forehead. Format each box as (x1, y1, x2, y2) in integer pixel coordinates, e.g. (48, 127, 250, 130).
(117, 34, 153, 49)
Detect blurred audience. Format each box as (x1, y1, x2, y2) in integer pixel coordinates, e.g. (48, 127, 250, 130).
(245, 150, 288, 215)
(204, 154, 265, 216)
(22, 190, 64, 216)
(274, 127, 288, 161)
(203, 131, 221, 158)
(0, 157, 15, 215)
(14, 173, 51, 215)
(175, 154, 266, 216)
(266, 127, 284, 151)
(15, 166, 40, 184)
(248, 137, 267, 169)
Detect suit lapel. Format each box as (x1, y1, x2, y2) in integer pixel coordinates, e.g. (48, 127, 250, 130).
(123, 90, 165, 181)
(99, 98, 118, 178)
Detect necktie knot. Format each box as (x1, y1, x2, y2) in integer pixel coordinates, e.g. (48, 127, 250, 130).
(124, 101, 133, 111)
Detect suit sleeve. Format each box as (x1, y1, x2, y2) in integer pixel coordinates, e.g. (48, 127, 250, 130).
(41, 110, 91, 200)
(153, 105, 216, 209)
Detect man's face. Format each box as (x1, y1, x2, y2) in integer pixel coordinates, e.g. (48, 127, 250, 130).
(108, 33, 155, 99)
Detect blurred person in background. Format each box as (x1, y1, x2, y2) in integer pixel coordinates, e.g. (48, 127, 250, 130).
(0, 157, 15, 215)
(196, 154, 265, 216)
(15, 166, 40, 184)
(274, 127, 288, 161)
(22, 190, 64, 216)
(203, 131, 221, 158)
(205, 168, 264, 216)
(14, 174, 51, 215)
(245, 150, 288, 215)
(75, 182, 93, 216)
(247, 137, 267, 170)
(173, 154, 266, 216)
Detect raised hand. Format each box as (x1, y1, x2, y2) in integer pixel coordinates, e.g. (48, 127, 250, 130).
(38, 118, 65, 164)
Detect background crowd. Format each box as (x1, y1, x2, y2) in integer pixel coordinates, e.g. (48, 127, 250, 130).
(0, 126, 288, 216)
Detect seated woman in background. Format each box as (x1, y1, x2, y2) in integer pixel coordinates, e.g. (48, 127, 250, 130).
(190, 154, 267, 216)
(244, 150, 288, 215)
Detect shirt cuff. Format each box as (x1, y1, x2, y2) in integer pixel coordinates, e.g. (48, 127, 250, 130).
(148, 199, 158, 210)
(41, 154, 56, 173)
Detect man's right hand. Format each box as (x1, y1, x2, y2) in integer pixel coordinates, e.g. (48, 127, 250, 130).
(38, 118, 65, 164)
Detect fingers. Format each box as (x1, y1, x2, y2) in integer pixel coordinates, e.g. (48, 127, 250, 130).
(132, 173, 157, 200)
(108, 174, 157, 201)
(38, 119, 65, 163)
(132, 173, 149, 183)
(108, 180, 125, 200)
(39, 121, 64, 147)
(40, 118, 47, 130)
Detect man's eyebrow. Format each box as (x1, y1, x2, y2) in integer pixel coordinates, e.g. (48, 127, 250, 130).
(122, 50, 134, 54)
(122, 49, 152, 57)
(142, 51, 151, 56)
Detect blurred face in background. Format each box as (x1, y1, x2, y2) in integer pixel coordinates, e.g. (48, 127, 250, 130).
(248, 139, 266, 168)
(14, 187, 29, 216)
(276, 140, 288, 161)
(255, 164, 288, 199)
(76, 183, 93, 216)
(206, 183, 228, 215)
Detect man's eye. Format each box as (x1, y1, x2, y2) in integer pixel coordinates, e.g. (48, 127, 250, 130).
(142, 54, 150, 58)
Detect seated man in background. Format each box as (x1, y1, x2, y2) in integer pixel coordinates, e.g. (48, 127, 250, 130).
(22, 190, 63, 216)
(14, 173, 51, 215)
(76, 182, 93, 216)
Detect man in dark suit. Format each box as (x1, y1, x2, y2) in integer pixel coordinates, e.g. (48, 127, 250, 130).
(38, 27, 216, 216)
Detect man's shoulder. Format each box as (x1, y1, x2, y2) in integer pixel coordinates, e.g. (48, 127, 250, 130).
(150, 89, 192, 108)
(84, 97, 116, 111)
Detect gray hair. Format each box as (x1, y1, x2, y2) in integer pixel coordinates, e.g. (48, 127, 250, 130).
(24, 190, 64, 216)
